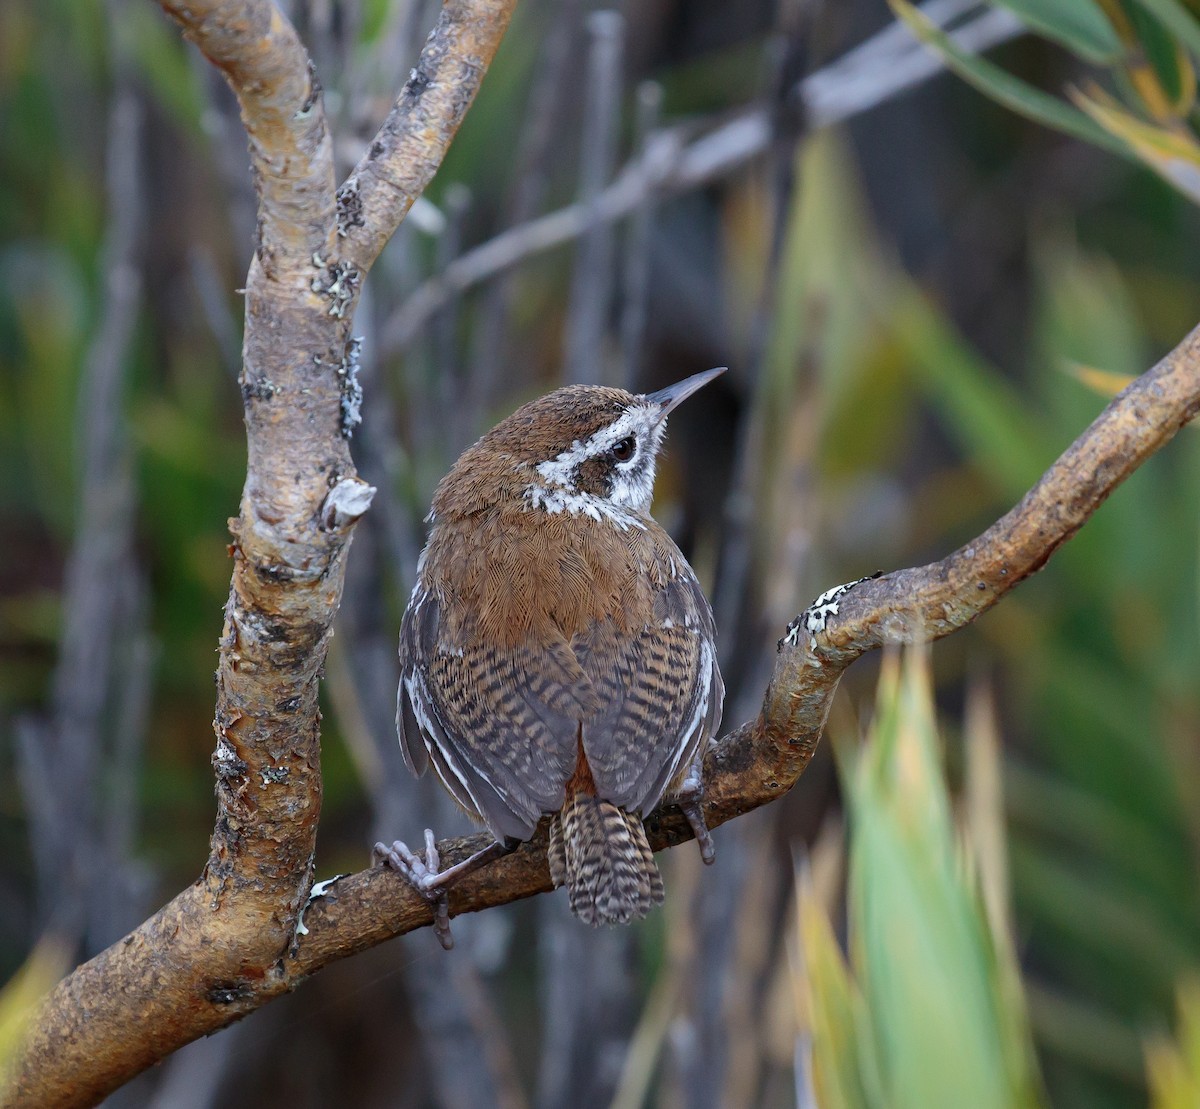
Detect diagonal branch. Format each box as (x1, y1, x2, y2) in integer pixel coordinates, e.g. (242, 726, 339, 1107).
(337, 0, 519, 274)
(280, 322, 1200, 958)
(16, 315, 1194, 1109)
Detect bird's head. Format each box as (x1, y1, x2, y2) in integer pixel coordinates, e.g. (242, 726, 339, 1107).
(432, 368, 725, 524)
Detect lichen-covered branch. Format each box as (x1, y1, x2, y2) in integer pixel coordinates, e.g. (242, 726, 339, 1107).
(337, 0, 518, 273)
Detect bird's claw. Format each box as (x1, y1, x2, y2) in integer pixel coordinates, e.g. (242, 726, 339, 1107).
(373, 829, 454, 949)
(673, 762, 716, 865)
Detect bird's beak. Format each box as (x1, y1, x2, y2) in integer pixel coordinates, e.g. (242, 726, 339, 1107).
(645, 367, 726, 424)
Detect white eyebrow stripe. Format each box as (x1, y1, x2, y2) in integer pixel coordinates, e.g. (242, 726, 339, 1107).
(534, 407, 650, 489)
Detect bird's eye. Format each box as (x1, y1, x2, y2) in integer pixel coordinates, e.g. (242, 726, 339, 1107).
(611, 436, 636, 463)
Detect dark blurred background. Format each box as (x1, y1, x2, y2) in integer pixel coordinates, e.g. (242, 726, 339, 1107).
(3, 0, 1200, 1105)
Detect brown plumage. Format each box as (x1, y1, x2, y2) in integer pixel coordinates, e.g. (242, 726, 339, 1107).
(395, 371, 725, 927)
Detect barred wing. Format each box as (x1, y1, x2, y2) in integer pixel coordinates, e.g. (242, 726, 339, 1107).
(398, 554, 723, 839)
(573, 570, 724, 815)
(398, 584, 598, 840)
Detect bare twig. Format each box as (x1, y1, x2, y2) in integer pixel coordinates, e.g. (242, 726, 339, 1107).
(188, 246, 243, 377)
(14, 73, 144, 946)
(618, 81, 663, 391)
(687, 10, 812, 1103)
(471, 0, 587, 407)
(565, 11, 624, 387)
(380, 3, 1022, 352)
(338, 0, 519, 274)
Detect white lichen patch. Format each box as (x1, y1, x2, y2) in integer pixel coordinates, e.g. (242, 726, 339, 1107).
(295, 873, 352, 937)
(311, 253, 360, 318)
(338, 337, 365, 437)
(781, 574, 879, 650)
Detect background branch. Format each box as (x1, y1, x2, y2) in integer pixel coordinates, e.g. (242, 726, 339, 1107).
(337, 0, 518, 274)
(379, 1, 1024, 353)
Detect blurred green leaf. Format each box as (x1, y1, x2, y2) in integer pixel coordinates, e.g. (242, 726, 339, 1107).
(993, 0, 1124, 62)
(1071, 83, 1200, 201)
(886, 287, 1051, 500)
(889, 0, 1133, 158)
(1126, 0, 1194, 104)
(1136, 0, 1200, 65)
(1148, 980, 1200, 1108)
(804, 652, 1044, 1107)
(798, 877, 873, 1109)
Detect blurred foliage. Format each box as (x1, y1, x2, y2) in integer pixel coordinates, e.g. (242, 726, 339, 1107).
(891, 0, 1200, 203)
(799, 650, 1042, 1109)
(1147, 980, 1200, 1108)
(2, 0, 1200, 1106)
(0, 935, 71, 1098)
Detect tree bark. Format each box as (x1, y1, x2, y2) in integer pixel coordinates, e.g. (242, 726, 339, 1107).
(5, 1, 515, 1105)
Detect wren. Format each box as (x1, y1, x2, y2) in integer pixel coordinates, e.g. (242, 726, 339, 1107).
(375, 368, 726, 947)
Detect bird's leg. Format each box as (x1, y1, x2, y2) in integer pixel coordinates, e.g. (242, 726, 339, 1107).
(372, 831, 519, 950)
(671, 759, 716, 865)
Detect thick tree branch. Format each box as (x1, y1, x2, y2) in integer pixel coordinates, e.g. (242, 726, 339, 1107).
(4, 1, 513, 1105)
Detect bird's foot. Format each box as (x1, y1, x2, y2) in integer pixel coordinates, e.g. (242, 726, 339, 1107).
(373, 829, 454, 949)
(672, 762, 715, 865)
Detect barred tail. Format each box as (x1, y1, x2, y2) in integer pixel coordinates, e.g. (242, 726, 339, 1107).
(547, 793, 665, 926)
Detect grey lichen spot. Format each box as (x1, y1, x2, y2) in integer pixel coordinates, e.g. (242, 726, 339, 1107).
(404, 65, 432, 102)
(311, 253, 360, 318)
(259, 766, 290, 787)
(296, 57, 322, 118)
(338, 337, 364, 437)
(336, 180, 365, 238)
(212, 736, 248, 781)
(240, 372, 278, 403)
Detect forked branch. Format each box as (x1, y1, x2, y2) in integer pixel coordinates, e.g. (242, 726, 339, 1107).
(5, 0, 515, 1105)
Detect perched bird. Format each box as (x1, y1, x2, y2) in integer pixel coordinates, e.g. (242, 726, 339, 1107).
(376, 368, 725, 946)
